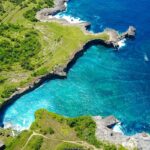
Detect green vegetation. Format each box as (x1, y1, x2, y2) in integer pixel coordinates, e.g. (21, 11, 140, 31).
(5, 130, 32, 150)
(0, 109, 127, 149)
(67, 116, 101, 147)
(0, 24, 41, 71)
(0, 0, 109, 103)
(1, 86, 16, 98)
(23, 7, 39, 22)
(23, 0, 53, 22)
(0, 0, 54, 23)
(56, 142, 84, 150)
(25, 136, 43, 150)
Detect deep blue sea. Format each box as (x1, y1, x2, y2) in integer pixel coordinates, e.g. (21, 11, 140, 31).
(1, 0, 150, 135)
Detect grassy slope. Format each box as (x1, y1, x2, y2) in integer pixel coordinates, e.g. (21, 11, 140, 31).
(3, 109, 127, 150)
(0, 0, 109, 104)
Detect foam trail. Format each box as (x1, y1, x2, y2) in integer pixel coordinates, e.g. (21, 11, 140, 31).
(144, 53, 149, 62)
(4, 122, 28, 131)
(64, 2, 67, 7)
(113, 122, 124, 134)
(54, 14, 85, 24)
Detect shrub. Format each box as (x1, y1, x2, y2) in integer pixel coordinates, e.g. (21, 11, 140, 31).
(32, 67, 48, 77)
(23, 8, 38, 22)
(56, 142, 84, 150)
(5, 130, 32, 150)
(0, 24, 41, 71)
(23, 0, 54, 22)
(26, 136, 43, 150)
(1, 86, 16, 98)
(0, 76, 6, 84)
(48, 127, 55, 134)
(67, 116, 102, 148)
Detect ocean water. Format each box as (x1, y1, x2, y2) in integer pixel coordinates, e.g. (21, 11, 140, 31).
(1, 0, 150, 135)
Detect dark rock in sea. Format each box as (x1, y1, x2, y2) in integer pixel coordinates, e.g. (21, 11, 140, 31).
(105, 26, 136, 49)
(102, 115, 119, 128)
(84, 22, 91, 30)
(121, 26, 136, 38)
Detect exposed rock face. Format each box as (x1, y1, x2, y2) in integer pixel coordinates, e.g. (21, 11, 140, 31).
(0, 141, 5, 150)
(36, 0, 68, 21)
(105, 26, 136, 48)
(101, 115, 119, 128)
(104, 28, 120, 47)
(126, 26, 136, 37)
(123, 26, 136, 38)
(93, 116, 150, 150)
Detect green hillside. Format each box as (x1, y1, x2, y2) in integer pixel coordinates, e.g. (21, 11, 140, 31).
(0, 0, 108, 104)
(1, 109, 127, 150)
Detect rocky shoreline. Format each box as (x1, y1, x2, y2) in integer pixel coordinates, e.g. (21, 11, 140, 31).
(1, 0, 136, 110)
(0, 27, 135, 111)
(0, 39, 113, 110)
(93, 116, 150, 150)
(36, 0, 136, 48)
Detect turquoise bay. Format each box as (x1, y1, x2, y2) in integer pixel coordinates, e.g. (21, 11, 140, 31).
(1, 0, 150, 135)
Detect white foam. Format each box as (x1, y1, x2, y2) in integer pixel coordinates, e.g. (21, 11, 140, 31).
(64, 2, 67, 7)
(54, 14, 85, 24)
(4, 122, 13, 129)
(144, 53, 149, 62)
(118, 39, 126, 49)
(23, 119, 26, 125)
(4, 122, 28, 131)
(14, 124, 28, 131)
(12, 130, 15, 137)
(113, 122, 124, 134)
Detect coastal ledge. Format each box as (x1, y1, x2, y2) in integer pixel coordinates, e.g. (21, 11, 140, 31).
(36, 0, 136, 49)
(93, 116, 150, 150)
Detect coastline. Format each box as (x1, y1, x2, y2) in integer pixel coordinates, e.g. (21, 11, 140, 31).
(0, 0, 136, 110)
(36, 0, 136, 47)
(93, 116, 150, 150)
(0, 0, 146, 149)
(0, 39, 114, 110)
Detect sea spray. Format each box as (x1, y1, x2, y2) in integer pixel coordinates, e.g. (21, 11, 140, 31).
(54, 14, 85, 24)
(144, 53, 149, 62)
(113, 122, 124, 134)
(117, 39, 126, 49)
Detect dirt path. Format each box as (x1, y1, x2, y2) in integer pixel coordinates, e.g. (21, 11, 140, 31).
(21, 131, 100, 150)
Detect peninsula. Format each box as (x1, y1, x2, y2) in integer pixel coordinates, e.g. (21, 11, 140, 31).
(0, 0, 135, 109)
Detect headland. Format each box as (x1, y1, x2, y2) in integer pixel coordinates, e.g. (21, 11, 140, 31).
(1, 0, 136, 110)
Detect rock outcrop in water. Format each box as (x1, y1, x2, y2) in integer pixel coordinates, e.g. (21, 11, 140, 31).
(105, 26, 136, 48)
(123, 26, 136, 38)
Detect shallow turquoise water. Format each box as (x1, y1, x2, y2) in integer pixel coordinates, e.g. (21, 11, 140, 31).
(1, 0, 150, 135)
